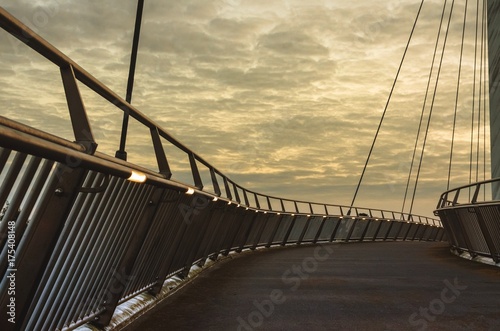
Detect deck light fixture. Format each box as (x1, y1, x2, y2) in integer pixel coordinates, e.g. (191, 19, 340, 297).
(128, 171, 146, 183)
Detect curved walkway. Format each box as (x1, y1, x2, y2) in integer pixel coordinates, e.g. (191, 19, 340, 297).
(125, 242, 500, 331)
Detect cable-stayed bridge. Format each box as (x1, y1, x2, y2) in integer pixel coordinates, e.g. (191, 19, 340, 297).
(0, 1, 499, 330)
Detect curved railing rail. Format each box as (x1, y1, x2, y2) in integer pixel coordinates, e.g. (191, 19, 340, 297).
(435, 178, 500, 264)
(0, 8, 441, 227)
(0, 8, 444, 331)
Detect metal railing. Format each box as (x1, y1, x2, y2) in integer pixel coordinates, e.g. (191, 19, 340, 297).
(435, 178, 500, 264)
(0, 7, 444, 331)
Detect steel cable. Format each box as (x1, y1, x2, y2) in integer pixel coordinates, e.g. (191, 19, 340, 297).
(402, 0, 450, 214)
(348, 0, 426, 213)
(447, 0, 469, 190)
(409, 0, 456, 215)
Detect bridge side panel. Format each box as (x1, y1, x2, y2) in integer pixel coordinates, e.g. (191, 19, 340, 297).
(22, 173, 155, 330)
(122, 189, 184, 299)
(287, 216, 308, 243)
(437, 204, 500, 263)
(271, 215, 294, 244)
(258, 214, 281, 246)
(316, 217, 340, 241)
(454, 210, 490, 255)
(302, 216, 324, 242)
(476, 206, 500, 259)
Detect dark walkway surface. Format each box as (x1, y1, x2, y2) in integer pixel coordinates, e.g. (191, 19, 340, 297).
(125, 242, 500, 331)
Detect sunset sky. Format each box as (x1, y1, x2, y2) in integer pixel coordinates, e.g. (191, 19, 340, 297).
(0, 0, 491, 216)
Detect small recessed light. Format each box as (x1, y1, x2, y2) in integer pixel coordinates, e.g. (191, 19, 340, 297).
(128, 171, 146, 183)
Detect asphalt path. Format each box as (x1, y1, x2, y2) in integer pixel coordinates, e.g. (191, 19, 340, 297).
(125, 242, 500, 331)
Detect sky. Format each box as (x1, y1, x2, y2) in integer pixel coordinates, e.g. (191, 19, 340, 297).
(0, 0, 491, 217)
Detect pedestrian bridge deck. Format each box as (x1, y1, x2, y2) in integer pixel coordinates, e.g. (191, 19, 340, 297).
(125, 242, 500, 331)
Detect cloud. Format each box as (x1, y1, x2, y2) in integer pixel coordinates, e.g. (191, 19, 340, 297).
(0, 0, 491, 217)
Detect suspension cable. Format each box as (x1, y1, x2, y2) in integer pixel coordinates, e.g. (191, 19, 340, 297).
(402, 0, 449, 214)
(348, 0, 426, 213)
(447, 0, 469, 191)
(409, 0, 456, 215)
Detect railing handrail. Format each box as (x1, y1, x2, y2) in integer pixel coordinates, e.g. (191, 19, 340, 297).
(438, 177, 500, 196)
(1, 115, 441, 226)
(435, 181, 500, 264)
(0, 7, 440, 226)
(0, 8, 224, 177)
(435, 177, 500, 209)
